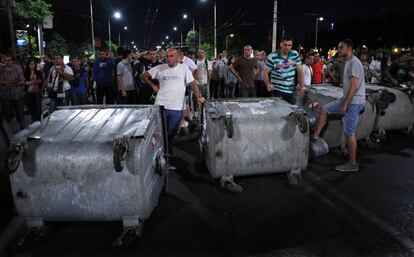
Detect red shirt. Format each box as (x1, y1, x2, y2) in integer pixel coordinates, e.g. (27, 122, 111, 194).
(311, 61, 324, 84)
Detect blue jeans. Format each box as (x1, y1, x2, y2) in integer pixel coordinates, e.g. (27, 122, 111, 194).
(323, 97, 365, 136)
(165, 109, 183, 135)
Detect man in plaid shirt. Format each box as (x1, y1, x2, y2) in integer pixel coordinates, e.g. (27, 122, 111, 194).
(0, 54, 26, 130)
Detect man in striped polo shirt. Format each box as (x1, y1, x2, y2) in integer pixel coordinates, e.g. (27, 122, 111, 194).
(263, 35, 305, 104)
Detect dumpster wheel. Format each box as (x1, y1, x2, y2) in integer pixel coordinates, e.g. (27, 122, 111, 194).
(5, 144, 23, 175)
(110, 225, 142, 252)
(220, 175, 244, 194)
(287, 169, 304, 188)
(113, 143, 128, 172)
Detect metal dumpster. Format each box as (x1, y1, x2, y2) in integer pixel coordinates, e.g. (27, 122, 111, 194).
(6, 105, 169, 249)
(366, 84, 414, 133)
(305, 85, 376, 148)
(0, 115, 11, 174)
(200, 98, 309, 190)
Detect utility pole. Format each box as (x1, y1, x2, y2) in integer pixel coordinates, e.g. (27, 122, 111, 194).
(214, 0, 217, 58)
(6, 0, 17, 60)
(90, 0, 95, 52)
(37, 24, 44, 57)
(272, 0, 278, 52)
(108, 19, 112, 51)
(198, 23, 201, 50)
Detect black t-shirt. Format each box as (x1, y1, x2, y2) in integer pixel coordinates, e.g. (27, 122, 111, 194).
(139, 57, 163, 71)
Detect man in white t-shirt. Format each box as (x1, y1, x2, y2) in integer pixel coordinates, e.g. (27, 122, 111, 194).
(142, 48, 205, 138)
(47, 55, 74, 111)
(303, 53, 314, 86)
(195, 48, 212, 98)
(369, 52, 383, 84)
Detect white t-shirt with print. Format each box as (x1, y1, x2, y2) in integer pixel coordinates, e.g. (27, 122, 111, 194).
(148, 63, 194, 111)
(303, 64, 313, 86)
(50, 65, 74, 91)
(195, 58, 212, 85)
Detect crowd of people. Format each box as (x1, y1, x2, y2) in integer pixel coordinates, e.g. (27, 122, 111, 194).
(0, 38, 413, 142)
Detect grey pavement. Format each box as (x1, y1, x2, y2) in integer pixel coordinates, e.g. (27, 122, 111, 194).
(1, 108, 414, 257)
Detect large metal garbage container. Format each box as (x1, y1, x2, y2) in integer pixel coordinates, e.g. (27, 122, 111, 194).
(200, 98, 309, 189)
(6, 105, 169, 249)
(305, 85, 376, 148)
(0, 115, 11, 174)
(366, 84, 414, 133)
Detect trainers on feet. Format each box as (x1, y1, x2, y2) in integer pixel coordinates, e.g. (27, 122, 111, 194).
(310, 136, 319, 142)
(334, 162, 359, 172)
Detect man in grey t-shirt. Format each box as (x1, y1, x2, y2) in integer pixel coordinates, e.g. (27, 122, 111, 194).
(254, 50, 267, 97)
(117, 50, 137, 104)
(313, 39, 365, 172)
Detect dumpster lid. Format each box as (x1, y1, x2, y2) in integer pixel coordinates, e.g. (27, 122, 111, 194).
(23, 107, 159, 142)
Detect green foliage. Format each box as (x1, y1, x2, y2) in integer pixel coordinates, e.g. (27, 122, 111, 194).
(104, 40, 118, 52)
(185, 30, 199, 53)
(28, 35, 39, 57)
(67, 41, 94, 59)
(15, 0, 53, 22)
(165, 41, 174, 49)
(200, 42, 213, 60)
(46, 33, 69, 56)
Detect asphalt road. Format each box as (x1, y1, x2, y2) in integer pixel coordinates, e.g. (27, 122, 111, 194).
(1, 112, 414, 257)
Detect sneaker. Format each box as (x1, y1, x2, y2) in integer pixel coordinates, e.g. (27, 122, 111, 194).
(193, 111, 199, 120)
(334, 162, 359, 172)
(310, 136, 319, 142)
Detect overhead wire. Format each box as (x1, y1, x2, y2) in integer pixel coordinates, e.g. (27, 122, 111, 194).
(143, 0, 154, 48)
(146, 0, 163, 48)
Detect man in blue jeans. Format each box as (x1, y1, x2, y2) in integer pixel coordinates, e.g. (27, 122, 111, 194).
(141, 48, 205, 144)
(313, 39, 366, 172)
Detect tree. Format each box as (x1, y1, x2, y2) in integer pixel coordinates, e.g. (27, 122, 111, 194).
(67, 41, 94, 58)
(104, 41, 119, 52)
(200, 42, 213, 60)
(46, 33, 69, 56)
(15, 0, 53, 23)
(185, 30, 199, 53)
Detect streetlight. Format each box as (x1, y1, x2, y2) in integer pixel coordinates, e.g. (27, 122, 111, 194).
(314, 16, 324, 51)
(183, 14, 188, 19)
(200, 0, 216, 57)
(108, 11, 121, 51)
(173, 26, 178, 31)
(225, 33, 234, 52)
(119, 25, 127, 47)
(166, 36, 169, 40)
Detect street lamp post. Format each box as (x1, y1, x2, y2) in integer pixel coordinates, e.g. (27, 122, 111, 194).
(200, 0, 216, 57)
(90, 0, 95, 52)
(123, 26, 127, 48)
(181, 14, 188, 47)
(225, 34, 234, 53)
(214, 0, 217, 58)
(119, 26, 127, 48)
(108, 11, 121, 51)
(272, 0, 278, 52)
(314, 17, 324, 51)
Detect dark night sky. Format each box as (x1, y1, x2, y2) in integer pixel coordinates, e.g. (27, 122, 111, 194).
(50, 0, 414, 51)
